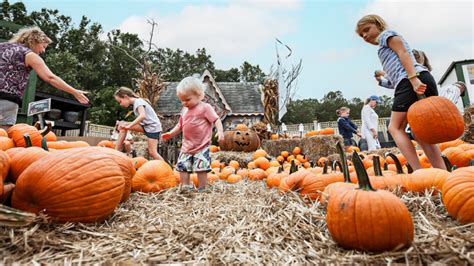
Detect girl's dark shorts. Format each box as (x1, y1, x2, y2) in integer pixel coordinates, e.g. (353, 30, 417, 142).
(392, 71, 438, 112)
(144, 130, 161, 140)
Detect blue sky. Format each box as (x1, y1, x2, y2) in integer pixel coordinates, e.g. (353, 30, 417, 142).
(14, 0, 474, 100)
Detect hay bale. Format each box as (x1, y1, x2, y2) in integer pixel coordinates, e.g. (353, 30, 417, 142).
(262, 135, 343, 162)
(211, 151, 255, 167)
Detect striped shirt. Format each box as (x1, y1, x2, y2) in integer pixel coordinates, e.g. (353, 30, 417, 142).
(377, 30, 427, 89)
(439, 83, 461, 104)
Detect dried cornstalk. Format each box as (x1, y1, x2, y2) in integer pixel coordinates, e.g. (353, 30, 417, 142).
(261, 79, 279, 128)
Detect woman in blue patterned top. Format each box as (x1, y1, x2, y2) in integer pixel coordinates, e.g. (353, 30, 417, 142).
(0, 27, 89, 130)
(356, 14, 445, 170)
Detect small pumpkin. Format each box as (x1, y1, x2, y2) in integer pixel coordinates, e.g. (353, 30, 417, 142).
(209, 145, 220, 153)
(97, 140, 115, 149)
(132, 160, 177, 192)
(132, 156, 149, 170)
(254, 156, 270, 170)
(319, 128, 335, 135)
(252, 149, 268, 161)
(44, 131, 57, 142)
(7, 124, 42, 148)
(227, 174, 242, 184)
(0, 128, 7, 137)
(248, 168, 267, 181)
(407, 96, 464, 144)
(442, 147, 470, 168)
(0, 137, 14, 151)
(293, 146, 302, 156)
(228, 160, 240, 170)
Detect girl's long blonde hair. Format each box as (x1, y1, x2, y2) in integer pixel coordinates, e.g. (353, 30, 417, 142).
(356, 14, 388, 37)
(9, 26, 53, 48)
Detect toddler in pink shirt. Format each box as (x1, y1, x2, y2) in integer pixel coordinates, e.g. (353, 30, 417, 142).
(162, 77, 224, 192)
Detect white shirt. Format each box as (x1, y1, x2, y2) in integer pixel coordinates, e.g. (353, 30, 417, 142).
(439, 84, 461, 105)
(361, 104, 379, 139)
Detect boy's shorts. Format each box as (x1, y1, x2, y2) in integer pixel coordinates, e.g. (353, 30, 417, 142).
(0, 100, 19, 125)
(176, 146, 211, 173)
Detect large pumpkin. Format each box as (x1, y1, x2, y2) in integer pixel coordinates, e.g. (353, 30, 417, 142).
(0, 137, 15, 151)
(407, 96, 464, 144)
(9, 147, 49, 183)
(442, 166, 474, 224)
(220, 129, 260, 152)
(442, 147, 471, 168)
(0, 151, 11, 198)
(7, 124, 42, 148)
(132, 160, 177, 192)
(326, 151, 414, 252)
(12, 148, 125, 223)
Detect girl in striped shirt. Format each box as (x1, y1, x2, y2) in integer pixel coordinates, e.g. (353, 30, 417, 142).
(356, 14, 445, 170)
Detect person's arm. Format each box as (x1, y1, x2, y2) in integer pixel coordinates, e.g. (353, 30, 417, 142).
(25, 52, 89, 104)
(161, 123, 182, 141)
(388, 36, 425, 94)
(125, 105, 145, 129)
(214, 118, 225, 146)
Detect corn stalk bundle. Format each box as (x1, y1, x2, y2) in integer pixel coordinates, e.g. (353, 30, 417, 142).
(251, 121, 272, 141)
(134, 61, 166, 107)
(261, 79, 279, 128)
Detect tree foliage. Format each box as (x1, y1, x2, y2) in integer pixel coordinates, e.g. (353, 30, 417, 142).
(281, 91, 393, 124)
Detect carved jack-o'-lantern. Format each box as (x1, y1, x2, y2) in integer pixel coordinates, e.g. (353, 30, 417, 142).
(220, 129, 260, 152)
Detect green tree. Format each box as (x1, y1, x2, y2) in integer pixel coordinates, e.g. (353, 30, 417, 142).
(240, 61, 266, 83)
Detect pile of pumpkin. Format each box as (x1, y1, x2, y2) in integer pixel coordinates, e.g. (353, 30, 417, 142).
(209, 140, 473, 252)
(0, 124, 178, 224)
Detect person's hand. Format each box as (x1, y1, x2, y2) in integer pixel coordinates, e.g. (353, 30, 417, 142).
(161, 132, 172, 141)
(410, 78, 426, 95)
(374, 70, 385, 77)
(371, 129, 378, 139)
(356, 132, 362, 138)
(217, 132, 225, 146)
(73, 89, 89, 104)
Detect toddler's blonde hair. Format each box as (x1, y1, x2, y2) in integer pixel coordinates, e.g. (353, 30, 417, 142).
(9, 26, 53, 48)
(356, 14, 388, 37)
(176, 76, 205, 100)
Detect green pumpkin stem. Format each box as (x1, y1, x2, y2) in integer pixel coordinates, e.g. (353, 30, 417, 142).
(383, 162, 388, 171)
(336, 141, 351, 183)
(322, 160, 328, 174)
(373, 156, 383, 176)
(41, 137, 49, 151)
(384, 153, 405, 174)
(23, 134, 32, 148)
(406, 163, 414, 174)
(289, 159, 298, 174)
(441, 155, 453, 172)
(352, 151, 376, 191)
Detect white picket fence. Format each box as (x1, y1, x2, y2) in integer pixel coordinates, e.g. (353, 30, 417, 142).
(58, 122, 115, 138)
(280, 118, 391, 141)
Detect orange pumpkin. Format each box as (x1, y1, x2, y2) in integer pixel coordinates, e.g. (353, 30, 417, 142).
(97, 140, 115, 149)
(405, 168, 450, 193)
(254, 156, 270, 170)
(252, 149, 268, 161)
(248, 168, 267, 181)
(326, 149, 414, 252)
(7, 124, 42, 148)
(44, 131, 57, 142)
(407, 96, 464, 144)
(227, 174, 242, 184)
(317, 157, 329, 167)
(132, 156, 149, 170)
(438, 139, 465, 152)
(234, 124, 248, 130)
(9, 147, 49, 183)
(442, 147, 470, 168)
(236, 168, 249, 178)
(0, 151, 10, 198)
(209, 145, 220, 153)
(293, 146, 302, 156)
(219, 166, 236, 180)
(442, 166, 474, 224)
(0, 128, 7, 137)
(229, 160, 240, 170)
(0, 137, 14, 151)
(271, 134, 279, 140)
(12, 148, 126, 223)
(319, 128, 335, 135)
(281, 151, 289, 158)
(132, 160, 177, 192)
(211, 160, 221, 169)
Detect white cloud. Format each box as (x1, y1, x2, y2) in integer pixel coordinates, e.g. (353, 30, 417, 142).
(360, 0, 474, 81)
(115, 1, 300, 68)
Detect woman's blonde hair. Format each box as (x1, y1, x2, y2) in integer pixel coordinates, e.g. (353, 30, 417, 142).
(356, 14, 388, 37)
(114, 86, 140, 98)
(176, 76, 205, 100)
(9, 26, 53, 48)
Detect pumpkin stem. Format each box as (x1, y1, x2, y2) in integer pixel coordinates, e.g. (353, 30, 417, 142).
(416, 93, 427, 100)
(278, 165, 283, 173)
(406, 163, 414, 174)
(41, 137, 49, 151)
(384, 153, 404, 174)
(310, 161, 315, 168)
(322, 160, 328, 174)
(336, 141, 351, 183)
(23, 134, 32, 148)
(441, 155, 453, 172)
(383, 162, 388, 171)
(373, 155, 383, 176)
(289, 159, 298, 174)
(332, 160, 343, 172)
(352, 151, 376, 191)
(470, 159, 474, 167)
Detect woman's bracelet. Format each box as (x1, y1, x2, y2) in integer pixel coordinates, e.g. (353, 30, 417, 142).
(407, 72, 419, 80)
